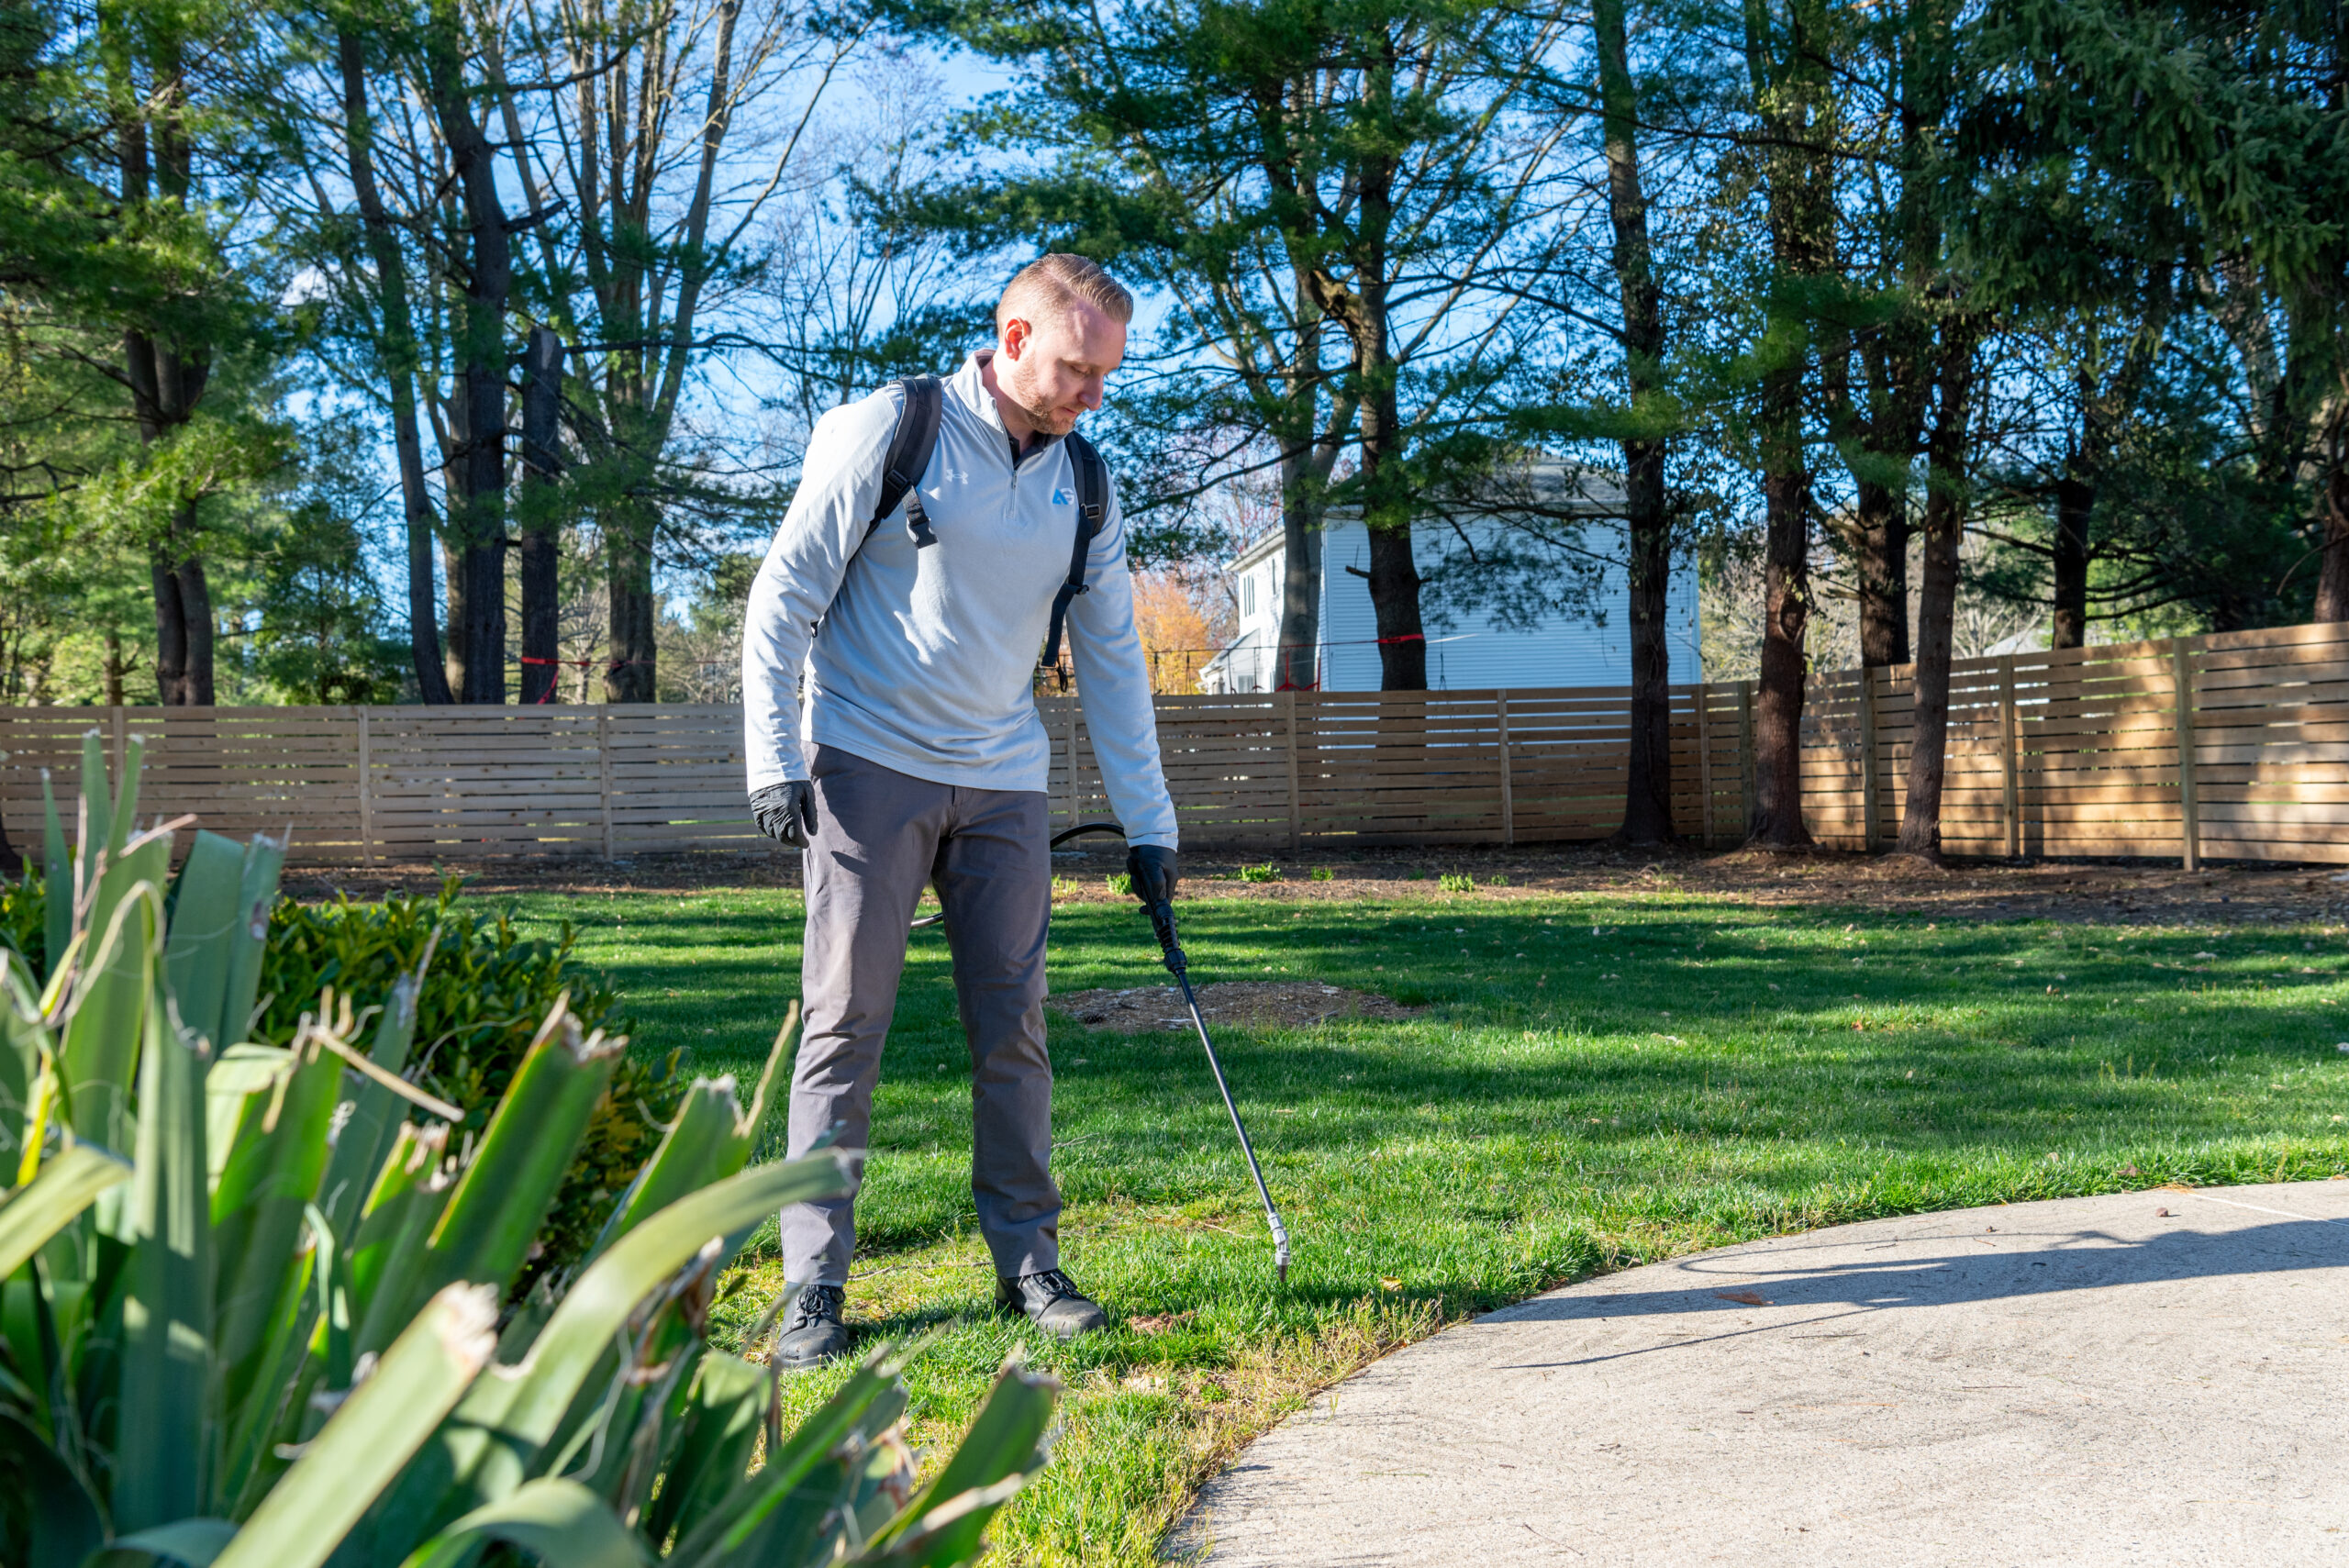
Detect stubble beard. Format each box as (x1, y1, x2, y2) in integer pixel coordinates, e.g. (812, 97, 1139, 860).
(1003, 352, 1078, 437)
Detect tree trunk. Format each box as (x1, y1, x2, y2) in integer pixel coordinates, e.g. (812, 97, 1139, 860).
(1597, 0, 1675, 844)
(1363, 530, 1425, 688)
(1275, 468, 1322, 690)
(152, 549, 186, 706)
(604, 507, 659, 703)
(1897, 324, 1976, 859)
(1273, 295, 1327, 693)
(519, 326, 564, 704)
(1331, 45, 1422, 693)
(442, 534, 467, 698)
(1854, 482, 1909, 667)
(426, 0, 513, 705)
(1360, 361, 1425, 691)
(340, 28, 453, 705)
(2051, 468, 2091, 649)
(1753, 462, 1814, 847)
(116, 41, 216, 707)
(1271, 290, 1355, 693)
(1744, 0, 1831, 848)
(149, 502, 214, 706)
(1357, 321, 1425, 689)
(1620, 499, 1675, 841)
(103, 630, 127, 706)
(2313, 412, 2349, 622)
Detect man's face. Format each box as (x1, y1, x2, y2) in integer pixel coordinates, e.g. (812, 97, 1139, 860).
(997, 301, 1126, 436)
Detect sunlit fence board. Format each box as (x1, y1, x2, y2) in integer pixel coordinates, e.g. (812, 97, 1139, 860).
(6, 624, 2349, 865)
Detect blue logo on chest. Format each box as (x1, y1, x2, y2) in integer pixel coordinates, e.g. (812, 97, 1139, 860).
(1051, 487, 1074, 506)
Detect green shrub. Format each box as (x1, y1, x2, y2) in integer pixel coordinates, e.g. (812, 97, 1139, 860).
(0, 734, 1056, 1568)
(1239, 862, 1281, 883)
(1486, 873, 1509, 887)
(260, 877, 679, 1291)
(7, 868, 678, 1292)
(1439, 872, 1475, 893)
(1106, 871, 1133, 895)
(1308, 865, 1334, 882)
(0, 872, 41, 972)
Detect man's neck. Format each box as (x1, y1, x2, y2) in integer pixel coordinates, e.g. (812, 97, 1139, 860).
(976, 349, 1045, 456)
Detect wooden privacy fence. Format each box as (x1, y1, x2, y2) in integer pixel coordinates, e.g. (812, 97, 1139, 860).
(1776, 621, 2349, 868)
(3, 621, 2347, 865)
(0, 705, 758, 863)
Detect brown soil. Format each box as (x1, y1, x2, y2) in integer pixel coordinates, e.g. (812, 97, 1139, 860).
(1045, 980, 1423, 1033)
(279, 841, 2349, 929)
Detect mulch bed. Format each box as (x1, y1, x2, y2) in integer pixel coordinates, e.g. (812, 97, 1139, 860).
(277, 842, 2349, 929)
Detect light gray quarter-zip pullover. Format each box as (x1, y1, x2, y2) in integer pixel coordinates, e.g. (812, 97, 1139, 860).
(741, 351, 1177, 848)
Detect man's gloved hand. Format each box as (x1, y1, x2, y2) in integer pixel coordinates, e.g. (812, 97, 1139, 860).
(1126, 844, 1178, 906)
(749, 782, 818, 849)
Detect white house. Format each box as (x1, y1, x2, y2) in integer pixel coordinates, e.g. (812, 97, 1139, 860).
(1199, 474, 1703, 693)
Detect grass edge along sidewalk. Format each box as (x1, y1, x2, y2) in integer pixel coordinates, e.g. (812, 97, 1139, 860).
(506, 881, 2349, 1567)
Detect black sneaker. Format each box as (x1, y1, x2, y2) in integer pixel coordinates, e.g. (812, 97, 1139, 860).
(996, 1268, 1108, 1339)
(772, 1284, 851, 1368)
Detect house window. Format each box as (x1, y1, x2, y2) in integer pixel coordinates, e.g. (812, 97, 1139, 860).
(1243, 574, 1256, 617)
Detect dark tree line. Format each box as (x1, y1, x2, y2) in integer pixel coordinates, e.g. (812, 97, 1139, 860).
(0, 0, 2342, 862)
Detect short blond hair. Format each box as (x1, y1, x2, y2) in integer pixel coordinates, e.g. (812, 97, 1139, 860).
(997, 253, 1134, 333)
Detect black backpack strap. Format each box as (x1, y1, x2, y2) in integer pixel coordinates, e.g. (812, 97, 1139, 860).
(1042, 431, 1108, 670)
(869, 375, 942, 548)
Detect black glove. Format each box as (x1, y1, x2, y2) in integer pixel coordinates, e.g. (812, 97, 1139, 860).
(1127, 843, 1178, 906)
(749, 781, 818, 849)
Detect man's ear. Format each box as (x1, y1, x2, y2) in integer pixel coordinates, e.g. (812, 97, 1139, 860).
(1001, 317, 1032, 359)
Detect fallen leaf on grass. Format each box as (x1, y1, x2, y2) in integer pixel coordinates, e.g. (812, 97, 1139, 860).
(1714, 1289, 1772, 1307)
(1129, 1310, 1196, 1336)
(1379, 1277, 1405, 1291)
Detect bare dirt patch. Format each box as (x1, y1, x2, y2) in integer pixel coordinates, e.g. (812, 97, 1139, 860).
(1048, 980, 1422, 1033)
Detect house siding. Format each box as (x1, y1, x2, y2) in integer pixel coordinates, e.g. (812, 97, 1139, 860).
(1210, 517, 1701, 692)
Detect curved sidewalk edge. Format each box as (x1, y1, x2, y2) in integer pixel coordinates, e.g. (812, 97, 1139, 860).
(1168, 1180, 2349, 1567)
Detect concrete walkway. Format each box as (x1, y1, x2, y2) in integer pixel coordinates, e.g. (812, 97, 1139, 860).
(1174, 1181, 2349, 1567)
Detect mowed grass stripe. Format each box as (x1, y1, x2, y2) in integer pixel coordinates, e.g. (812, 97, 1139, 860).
(495, 883, 2349, 1566)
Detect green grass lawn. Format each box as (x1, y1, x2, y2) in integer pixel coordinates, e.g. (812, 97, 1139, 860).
(494, 877, 2349, 1566)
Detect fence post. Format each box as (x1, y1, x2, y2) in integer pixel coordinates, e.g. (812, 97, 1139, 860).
(1496, 690, 1514, 846)
(1857, 667, 1880, 851)
(1737, 681, 1756, 835)
(1695, 684, 1714, 847)
(597, 711, 616, 859)
(357, 708, 373, 865)
(1282, 689, 1302, 852)
(2172, 637, 2200, 872)
(1998, 656, 2021, 859)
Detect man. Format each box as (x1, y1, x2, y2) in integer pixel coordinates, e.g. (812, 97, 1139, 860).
(741, 253, 1178, 1367)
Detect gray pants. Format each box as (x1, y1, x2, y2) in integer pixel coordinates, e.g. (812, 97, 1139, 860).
(782, 744, 1058, 1285)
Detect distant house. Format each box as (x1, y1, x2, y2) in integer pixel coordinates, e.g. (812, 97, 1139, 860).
(1198, 472, 1703, 693)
